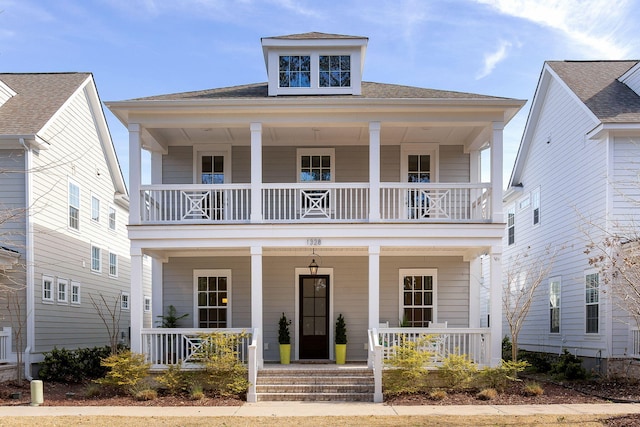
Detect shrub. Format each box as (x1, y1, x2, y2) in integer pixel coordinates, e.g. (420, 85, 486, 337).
(39, 346, 112, 383)
(190, 384, 205, 400)
(518, 350, 552, 373)
(383, 334, 435, 395)
(156, 364, 193, 396)
(502, 336, 512, 361)
(476, 388, 498, 400)
(84, 383, 103, 398)
(95, 351, 151, 395)
(478, 360, 528, 392)
(429, 389, 447, 400)
(133, 386, 158, 401)
(523, 381, 544, 396)
(438, 353, 478, 391)
(194, 332, 250, 397)
(550, 350, 587, 381)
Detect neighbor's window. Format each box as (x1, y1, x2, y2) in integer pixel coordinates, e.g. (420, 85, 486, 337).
(586, 272, 599, 333)
(57, 278, 68, 303)
(71, 281, 81, 304)
(549, 277, 561, 333)
(279, 55, 311, 87)
(121, 292, 130, 310)
(108, 206, 116, 231)
(144, 296, 151, 312)
(68, 180, 80, 230)
(507, 205, 515, 245)
(91, 195, 100, 223)
(91, 245, 101, 272)
(195, 269, 231, 328)
(319, 55, 351, 87)
(42, 276, 54, 302)
(400, 269, 437, 327)
(532, 188, 540, 225)
(109, 252, 118, 277)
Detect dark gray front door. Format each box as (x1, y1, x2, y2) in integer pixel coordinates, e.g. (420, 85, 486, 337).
(299, 275, 330, 359)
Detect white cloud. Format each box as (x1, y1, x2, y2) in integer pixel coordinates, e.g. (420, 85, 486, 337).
(474, 0, 634, 58)
(476, 40, 512, 79)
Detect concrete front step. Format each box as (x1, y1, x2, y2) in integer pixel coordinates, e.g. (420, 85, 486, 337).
(255, 365, 375, 402)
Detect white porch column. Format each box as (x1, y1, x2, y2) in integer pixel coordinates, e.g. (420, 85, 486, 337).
(469, 256, 481, 328)
(151, 258, 164, 324)
(368, 245, 381, 329)
(368, 122, 381, 221)
(129, 124, 141, 225)
(251, 245, 264, 367)
(490, 121, 504, 223)
(130, 248, 144, 353)
(470, 150, 481, 184)
(489, 246, 503, 367)
(250, 123, 263, 223)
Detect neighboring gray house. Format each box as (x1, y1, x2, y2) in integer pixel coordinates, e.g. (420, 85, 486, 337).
(504, 61, 640, 375)
(0, 73, 149, 379)
(106, 32, 525, 401)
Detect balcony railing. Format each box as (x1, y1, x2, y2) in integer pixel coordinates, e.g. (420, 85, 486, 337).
(0, 327, 11, 364)
(139, 183, 491, 224)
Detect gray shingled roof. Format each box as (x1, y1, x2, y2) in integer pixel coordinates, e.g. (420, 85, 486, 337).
(264, 32, 366, 40)
(127, 81, 511, 102)
(0, 73, 90, 135)
(547, 60, 640, 123)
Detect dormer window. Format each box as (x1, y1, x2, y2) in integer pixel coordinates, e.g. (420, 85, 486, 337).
(319, 55, 350, 87)
(262, 32, 367, 96)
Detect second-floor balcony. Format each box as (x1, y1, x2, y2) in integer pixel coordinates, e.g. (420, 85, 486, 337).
(139, 182, 492, 224)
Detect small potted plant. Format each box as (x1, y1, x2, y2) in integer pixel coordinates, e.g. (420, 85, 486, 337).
(157, 305, 188, 328)
(278, 312, 292, 364)
(335, 313, 347, 364)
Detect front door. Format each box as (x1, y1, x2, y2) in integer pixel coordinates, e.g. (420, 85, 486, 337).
(299, 275, 330, 359)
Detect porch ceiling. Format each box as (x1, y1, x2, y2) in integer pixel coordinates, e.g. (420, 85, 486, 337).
(146, 124, 487, 148)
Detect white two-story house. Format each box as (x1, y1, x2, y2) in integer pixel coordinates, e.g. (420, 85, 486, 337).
(0, 73, 147, 380)
(106, 32, 524, 392)
(504, 60, 640, 375)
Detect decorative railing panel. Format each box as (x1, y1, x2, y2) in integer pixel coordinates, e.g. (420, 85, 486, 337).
(380, 183, 491, 222)
(141, 185, 251, 223)
(262, 183, 369, 222)
(141, 328, 252, 369)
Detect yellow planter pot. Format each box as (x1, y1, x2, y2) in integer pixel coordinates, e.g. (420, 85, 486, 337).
(335, 344, 347, 364)
(279, 344, 291, 364)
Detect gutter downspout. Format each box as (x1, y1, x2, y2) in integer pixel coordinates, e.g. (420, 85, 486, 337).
(19, 138, 34, 381)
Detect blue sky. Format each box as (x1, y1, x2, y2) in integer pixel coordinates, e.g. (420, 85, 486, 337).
(2, 0, 640, 187)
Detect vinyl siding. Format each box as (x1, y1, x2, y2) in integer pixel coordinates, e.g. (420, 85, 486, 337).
(162, 146, 193, 184)
(439, 145, 470, 182)
(504, 75, 610, 359)
(622, 66, 640, 97)
(28, 86, 133, 353)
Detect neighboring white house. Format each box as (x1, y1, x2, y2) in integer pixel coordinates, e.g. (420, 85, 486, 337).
(106, 32, 524, 397)
(503, 60, 640, 375)
(0, 73, 150, 379)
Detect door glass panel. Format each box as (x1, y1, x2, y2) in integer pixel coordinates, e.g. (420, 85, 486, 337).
(201, 155, 224, 184)
(315, 317, 326, 335)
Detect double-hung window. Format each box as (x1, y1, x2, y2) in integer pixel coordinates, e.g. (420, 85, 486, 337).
(91, 245, 101, 273)
(399, 269, 437, 327)
(42, 276, 54, 302)
(108, 206, 116, 231)
(585, 272, 599, 334)
(71, 282, 81, 304)
(109, 252, 118, 277)
(57, 278, 68, 303)
(121, 292, 130, 310)
(549, 277, 561, 333)
(195, 269, 231, 328)
(91, 195, 100, 223)
(68, 180, 80, 230)
(532, 188, 540, 225)
(507, 205, 515, 245)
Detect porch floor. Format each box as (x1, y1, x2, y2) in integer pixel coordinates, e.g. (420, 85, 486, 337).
(261, 362, 368, 370)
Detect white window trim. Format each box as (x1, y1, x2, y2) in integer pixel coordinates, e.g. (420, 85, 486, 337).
(400, 143, 439, 183)
(71, 281, 81, 305)
(109, 251, 118, 277)
(193, 145, 232, 184)
(532, 187, 541, 226)
(296, 148, 336, 183)
(68, 178, 80, 232)
(144, 295, 151, 313)
(507, 204, 516, 245)
(549, 276, 561, 334)
(398, 268, 438, 326)
(57, 278, 69, 304)
(585, 269, 600, 335)
(91, 245, 102, 273)
(121, 292, 130, 310)
(42, 275, 54, 303)
(193, 269, 232, 328)
(91, 194, 100, 223)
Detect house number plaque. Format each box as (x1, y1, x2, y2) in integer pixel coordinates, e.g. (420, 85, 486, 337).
(307, 239, 322, 246)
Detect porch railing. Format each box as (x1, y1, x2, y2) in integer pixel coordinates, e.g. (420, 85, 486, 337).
(631, 327, 640, 358)
(140, 328, 252, 369)
(0, 327, 11, 364)
(380, 183, 491, 221)
(141, 184, 251, 223)
(138, 182, 491, 224)
(263, 183, 369, 222)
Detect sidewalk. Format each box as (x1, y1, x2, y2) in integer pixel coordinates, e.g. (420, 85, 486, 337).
(2, 402, 640, 417)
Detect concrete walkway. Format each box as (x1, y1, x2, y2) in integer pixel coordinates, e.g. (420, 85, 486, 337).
(1, 402, 640, 417)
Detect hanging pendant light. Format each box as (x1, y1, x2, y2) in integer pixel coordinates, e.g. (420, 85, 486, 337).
(308, 248, 319, 275)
